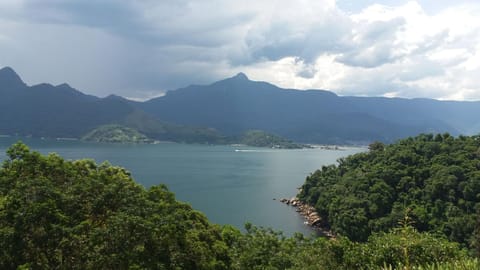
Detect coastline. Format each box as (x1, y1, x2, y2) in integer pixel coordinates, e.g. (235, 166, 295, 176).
(280, 197, 335, 238)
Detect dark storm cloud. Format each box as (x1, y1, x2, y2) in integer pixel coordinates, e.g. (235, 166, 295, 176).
(15, 0, 350, 66)
(14, 0, 253, 47)
(245, 9, 352, 64)
(0, 0, 479, 100)
(0, 0, 257, 97)
(26, 0, 140, 28)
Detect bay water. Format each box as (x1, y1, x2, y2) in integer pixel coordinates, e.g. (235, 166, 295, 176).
(0, 137, 364, 235)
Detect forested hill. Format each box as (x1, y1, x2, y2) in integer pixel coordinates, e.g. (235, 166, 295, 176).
(138, 73, 480, 144)
(0, 67, 127, 137)
(0, 67, 227, 144)
(1, 142, 479, 269)
(299, 133, 480, 248)
(3, 66, 480, 144)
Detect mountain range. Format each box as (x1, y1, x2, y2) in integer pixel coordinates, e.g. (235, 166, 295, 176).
(135, 72, 480, 144)
(1, 66, 479, 144)
(0, 67, 226, 143)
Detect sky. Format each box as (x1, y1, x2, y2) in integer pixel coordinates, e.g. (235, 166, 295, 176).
(1, 0, 480, 101)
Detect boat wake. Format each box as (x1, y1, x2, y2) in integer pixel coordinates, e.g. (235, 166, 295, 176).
(235, 149, 274, 153)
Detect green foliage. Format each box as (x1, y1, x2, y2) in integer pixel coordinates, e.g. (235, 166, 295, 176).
(222, 222, 468, 270)
(299, 133, 480, 248)
(0, 142, 229, 269)
(355, 222, 466, 269)
(237, 130, 308, 149)
(0, 142, 477, 269)
(408, 258, 480, 270)
(121, 110, 230, 144)
(82, 124, 154, 143)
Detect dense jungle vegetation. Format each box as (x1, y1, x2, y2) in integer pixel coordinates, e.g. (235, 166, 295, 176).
(299, 133, 480, 248)
(0, 139, 479, 269)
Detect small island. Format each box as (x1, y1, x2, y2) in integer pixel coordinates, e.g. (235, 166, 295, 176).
(237, 130, 310, 149)
(82, 124, 154, 144)
(81, 125, 309, 149)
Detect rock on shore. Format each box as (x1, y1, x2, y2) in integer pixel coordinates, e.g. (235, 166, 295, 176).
(280, 197, 335, 238)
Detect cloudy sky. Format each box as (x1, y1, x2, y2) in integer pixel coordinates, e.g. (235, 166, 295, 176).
(1, 0, 480, 101)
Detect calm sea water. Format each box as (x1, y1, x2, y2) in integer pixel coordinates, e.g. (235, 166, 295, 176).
(0, 137, 364, 235)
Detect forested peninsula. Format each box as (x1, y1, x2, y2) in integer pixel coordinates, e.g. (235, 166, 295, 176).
(81, 124, 154, 144)
(299, 133, 480, 247)
(81, 124, 308, 149)
(1, 139, 479, 269)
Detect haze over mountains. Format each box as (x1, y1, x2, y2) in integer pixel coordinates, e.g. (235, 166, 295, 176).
(0, 67, 224, 143)
(137, 72, 480, 143)
(1, 66, 479, 144)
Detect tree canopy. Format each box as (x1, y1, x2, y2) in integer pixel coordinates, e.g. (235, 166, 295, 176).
(299, 133, 480, 249)
(0, 142, 229, 269)
(0, 141, 478, 269)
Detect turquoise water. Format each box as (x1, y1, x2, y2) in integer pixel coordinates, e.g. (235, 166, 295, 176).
(0, 137, 364, 235)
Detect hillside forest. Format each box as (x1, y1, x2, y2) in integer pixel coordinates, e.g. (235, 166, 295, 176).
(1, 135, 479, 269)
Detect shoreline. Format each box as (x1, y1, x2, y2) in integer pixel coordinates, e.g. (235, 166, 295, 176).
(280, 197, 335, 238)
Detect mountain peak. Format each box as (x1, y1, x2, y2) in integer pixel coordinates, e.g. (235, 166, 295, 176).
(209, 72, 251, 88)
(56, 83, 72, 88)
(0, 66, 26, 88)
(233, 72, 249, 80)
(105, 94, 124, 100)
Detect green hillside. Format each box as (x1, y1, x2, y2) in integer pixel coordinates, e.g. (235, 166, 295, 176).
(299, 133, 480, 248)
(238, 130, 309, 149)
(139, 73, 480, 144)
(4, 66, 480, 145)
(82, 124, 154, 143)
(1, 142, 478, 269)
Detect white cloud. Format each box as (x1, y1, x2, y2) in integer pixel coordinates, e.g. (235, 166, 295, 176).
(248, 0, 480, 100)
(0, 0, 480, 100)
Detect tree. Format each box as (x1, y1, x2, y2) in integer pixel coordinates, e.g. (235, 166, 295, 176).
(0, 142, 230, 269)
(299, 134, 480, 248)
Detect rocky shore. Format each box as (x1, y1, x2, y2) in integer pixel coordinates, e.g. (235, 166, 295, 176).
(280, 197, 335, 238)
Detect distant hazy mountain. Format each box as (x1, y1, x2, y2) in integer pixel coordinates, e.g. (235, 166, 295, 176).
(2, 67, 480, 144)
(0, 67, 226, 143)
(0, 67, 126, 137)
(138, 73, 480, 144)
